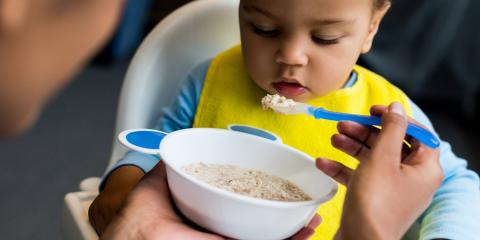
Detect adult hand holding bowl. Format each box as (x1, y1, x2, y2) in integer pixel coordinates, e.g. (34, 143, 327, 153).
(119, 128, 338, 240)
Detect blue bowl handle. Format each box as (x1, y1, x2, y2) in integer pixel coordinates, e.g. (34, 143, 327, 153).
(118, 129, 168, 155)
(227, 124, 283, 143)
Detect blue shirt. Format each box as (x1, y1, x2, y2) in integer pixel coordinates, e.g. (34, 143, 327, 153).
(104, 60, 480, 240)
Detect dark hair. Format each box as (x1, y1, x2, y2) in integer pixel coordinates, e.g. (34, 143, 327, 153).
(374, 0, 391, 9)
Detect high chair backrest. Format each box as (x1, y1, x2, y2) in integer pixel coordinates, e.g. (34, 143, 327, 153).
(108, 0, 240, 169)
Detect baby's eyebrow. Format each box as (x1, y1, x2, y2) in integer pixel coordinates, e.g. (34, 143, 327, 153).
(312, 18, 355, 26)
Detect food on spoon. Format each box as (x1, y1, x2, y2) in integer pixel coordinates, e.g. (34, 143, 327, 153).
(261, 94, 297, 113)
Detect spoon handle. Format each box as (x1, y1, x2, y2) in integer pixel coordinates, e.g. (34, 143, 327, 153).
(312, 108, 440, 148)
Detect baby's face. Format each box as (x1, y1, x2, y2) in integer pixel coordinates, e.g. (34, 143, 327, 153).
(239, 0, 389, 102)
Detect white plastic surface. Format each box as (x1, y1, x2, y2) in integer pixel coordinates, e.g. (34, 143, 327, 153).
(79, 177, 101, 192)
(108, 0, 240, 169)
(62, 192, 98, 240)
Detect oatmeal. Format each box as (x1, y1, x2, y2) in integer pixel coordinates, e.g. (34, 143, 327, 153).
(261, 94, 297, 110)
(183, 162, 311, 202)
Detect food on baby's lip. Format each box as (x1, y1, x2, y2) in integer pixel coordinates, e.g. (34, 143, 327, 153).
(261, 94, 297, 112)
(183, 162, 312, 202)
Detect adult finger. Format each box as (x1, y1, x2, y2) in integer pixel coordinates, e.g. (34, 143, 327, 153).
(371, 105, 419, 126)
(139, 162, 168, 188)
(306, 214, 322, 229)
(371, 104, 432, 136)
(370, 102, 408, 166)
(331, 133, 369, 161)
(370, 105, 425, 160)
(144, 161, 167, 179)
(290, 215, 321, 240)
(290, 228, 314, 240)
(404, 139, 440, 167)
(126, 162, 171, 208)
(335, 124, 411, 163)
(370, 105, 387, 117)
(403, 145, 443, 195)
(337, 121, 379, 148)
(316, 157, 352, 185)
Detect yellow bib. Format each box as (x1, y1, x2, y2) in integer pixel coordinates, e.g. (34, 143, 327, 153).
(193, 45, 412, 239)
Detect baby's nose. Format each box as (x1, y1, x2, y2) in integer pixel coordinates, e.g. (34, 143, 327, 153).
(275, 39, 308, 67)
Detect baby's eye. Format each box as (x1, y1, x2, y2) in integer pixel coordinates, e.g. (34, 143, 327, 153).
(251, 24, 279, 38)
(312, 36, 340, 45)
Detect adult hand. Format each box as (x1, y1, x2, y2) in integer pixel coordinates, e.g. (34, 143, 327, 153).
(315, 102, 443, 239)
(101, 162, 320, 240)
(100, 162, 224, 240)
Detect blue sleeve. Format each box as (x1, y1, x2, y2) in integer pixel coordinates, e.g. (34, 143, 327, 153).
(99, 60, 209, 191)
(407, 100, 480, 240)
(152, 60, 209, 132)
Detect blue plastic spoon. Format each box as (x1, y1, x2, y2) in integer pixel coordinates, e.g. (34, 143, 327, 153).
(265, 101, 440, 149)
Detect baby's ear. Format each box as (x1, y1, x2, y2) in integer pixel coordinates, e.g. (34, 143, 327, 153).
(0, 0, 28, 33)
(361, 3, 391, 53)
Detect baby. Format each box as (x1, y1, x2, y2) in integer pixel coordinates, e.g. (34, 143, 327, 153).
(90, 0, 480, 239)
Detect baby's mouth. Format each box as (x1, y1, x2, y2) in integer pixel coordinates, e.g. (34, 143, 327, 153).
(272, 81, 307, 98)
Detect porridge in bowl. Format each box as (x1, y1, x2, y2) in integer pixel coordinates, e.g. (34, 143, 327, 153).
(183, 162, 311, 202)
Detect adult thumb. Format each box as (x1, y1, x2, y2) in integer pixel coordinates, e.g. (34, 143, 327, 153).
(371, 102, 408, 165)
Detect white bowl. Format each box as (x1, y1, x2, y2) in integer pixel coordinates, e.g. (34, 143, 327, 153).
(159, 128, 338, 240)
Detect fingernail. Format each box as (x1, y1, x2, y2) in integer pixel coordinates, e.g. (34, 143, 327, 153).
(389, 102, 405, 116)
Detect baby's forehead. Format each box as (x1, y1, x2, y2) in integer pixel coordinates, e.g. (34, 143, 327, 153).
(240, 0, 373, 27)
(240, 0, 376, 14)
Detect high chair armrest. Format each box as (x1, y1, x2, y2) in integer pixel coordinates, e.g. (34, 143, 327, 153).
(62, 191, 99, 240)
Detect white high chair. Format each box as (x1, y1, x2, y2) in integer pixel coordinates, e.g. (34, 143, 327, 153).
(61, 0, 240, 239)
